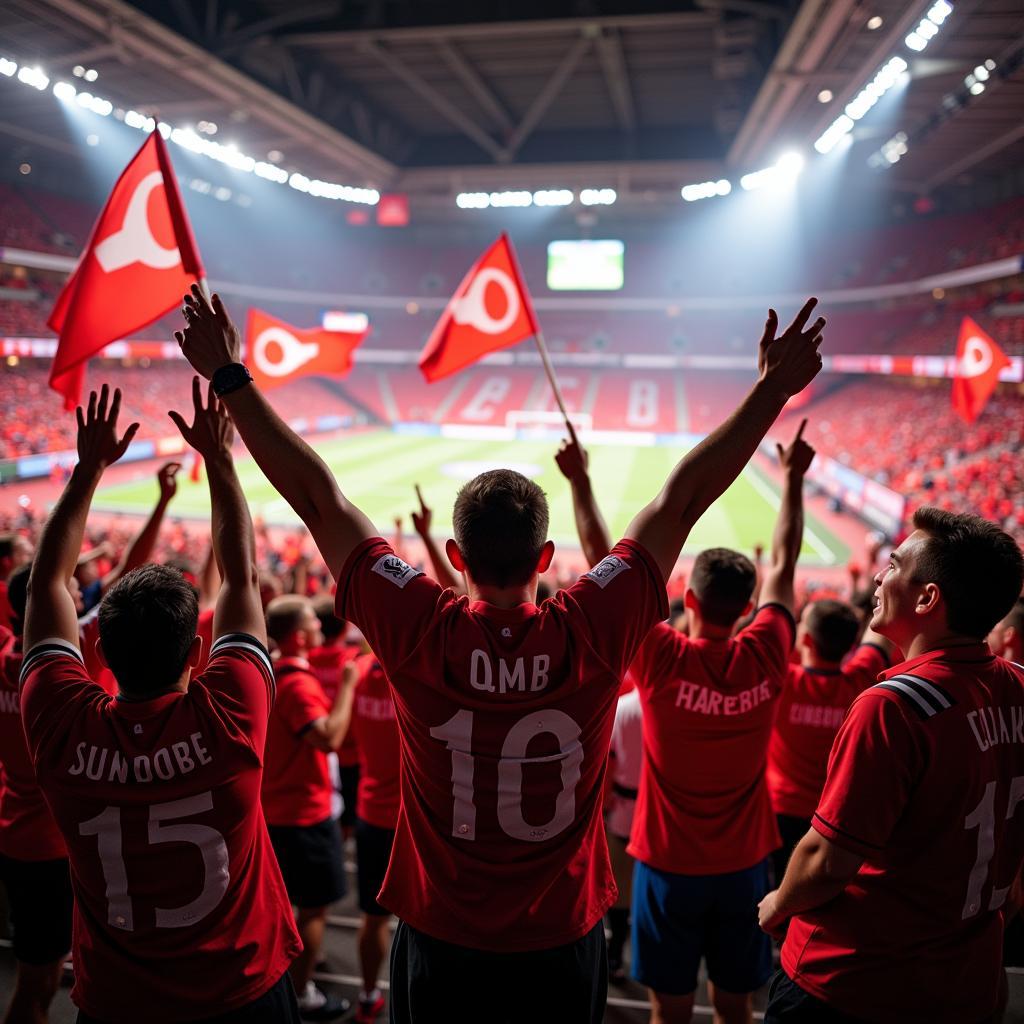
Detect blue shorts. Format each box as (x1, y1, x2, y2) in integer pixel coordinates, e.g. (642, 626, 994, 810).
(631, 858, 772, 996)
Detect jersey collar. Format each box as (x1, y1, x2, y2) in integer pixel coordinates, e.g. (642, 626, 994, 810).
(880, 642, 993, 680)
(468, 601, 539, 623)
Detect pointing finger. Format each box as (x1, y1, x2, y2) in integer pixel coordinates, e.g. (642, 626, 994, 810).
(795, 418, 808, 443)
(790, 297, 818, 335)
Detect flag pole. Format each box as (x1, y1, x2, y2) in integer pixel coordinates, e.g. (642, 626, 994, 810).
(533, 329, 579, 447)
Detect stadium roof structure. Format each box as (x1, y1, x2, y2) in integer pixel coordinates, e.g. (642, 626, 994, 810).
(1, 0, 1022, 214)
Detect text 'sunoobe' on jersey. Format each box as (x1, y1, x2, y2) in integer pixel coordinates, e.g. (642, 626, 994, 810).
(783, 645, 1024, 1024)
(336, 538, 667, 952)
(19, 634, 301, 1024)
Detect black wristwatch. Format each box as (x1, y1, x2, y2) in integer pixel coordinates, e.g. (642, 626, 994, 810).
(211, 362, 253, 397)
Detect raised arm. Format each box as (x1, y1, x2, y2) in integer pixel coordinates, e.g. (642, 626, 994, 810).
(302, 660, 358, 753)
(100, 461, 181, 594)
(177, 286, 376, 576)
(25, 386, 139, 652)
(169, 377, 266, 646)
(625, 299, 825, 582)
(411, 484, 463, 592)
(554, 437, 612, 567)
(760, 419, 815, 613)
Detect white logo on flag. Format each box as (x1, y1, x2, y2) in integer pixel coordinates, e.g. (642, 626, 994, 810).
(958, 336, 993, 378)
(452, 267, 520, 335)
(94, 171, 181, 273)
(252, 327, 320, 377)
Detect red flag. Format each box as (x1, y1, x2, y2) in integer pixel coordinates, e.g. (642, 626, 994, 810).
(419, 233, 539, 382)
(48, 130, 204, 409)
(952, 316, 1009, 424)
(245, 308, 367, 392)
(190, 452, 203, 484)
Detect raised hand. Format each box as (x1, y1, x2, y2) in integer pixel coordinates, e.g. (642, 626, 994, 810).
(775, 418, 816, 478)
(411, 484, 432, 538)
(168, 376, 235, 461)
(554, 436, 589, 485)
(157, 461, 182, 502)
(75, 384, 140, 473)
(758, 298, 825, 398)
(176, 284, 242, 379)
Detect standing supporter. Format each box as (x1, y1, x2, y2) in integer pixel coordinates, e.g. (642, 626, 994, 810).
(309, 595, 361, 837)
(563, 422, 814, 1024)
(348, 652, 401, 1024)
(766, 600, 892, 882)
(0, 563, 72, 1024)
(0, 533, 33, 632)
(175, 284, 824, 1023)
(760, 509, 1024, 1024)
(989, 597, 1024, 663)
(263, 595, 356, 1021)
(20, 382, 302, 1022)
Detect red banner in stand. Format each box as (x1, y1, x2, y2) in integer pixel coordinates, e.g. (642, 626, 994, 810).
(245, 308, 368, 391)
(951, 316, 1010, 424)
(47, 130, 204, 409)
(418, 233, 540, 382)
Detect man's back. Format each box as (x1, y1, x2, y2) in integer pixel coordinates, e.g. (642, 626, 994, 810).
(20, 634, 301, 1023)
(783, 645, 1024, 1023)
(336, 537, 666, 951)
(628, 605, 794, 874)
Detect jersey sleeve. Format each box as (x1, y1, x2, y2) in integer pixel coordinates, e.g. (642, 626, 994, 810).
(19, 637, 104, 764)
(629, 621, 687, 695)
(841, 644, 890, 693)
(277, 673, 331, 737)
(556, 539, 668, 680)
(335, 538, 453, 673)
(811, 689, 923, 858)
(199, 633, 277, 749)
(735, 603, 797, 692)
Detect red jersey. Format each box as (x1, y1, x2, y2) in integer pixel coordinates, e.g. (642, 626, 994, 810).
(351, 653, 401, 830)
(336, 537, 666, 951)
(261, 657, 333, 827)
(766, 644, 889, 818)
(194, 607, 215, 675)
(309, 643, 360, 767)
(0, 580, 13, 632)
(628, 604, 795, 874)
(20, 633, 301, 1022)
(0, 639, 66, 860)
(783, 645, 1024, 1023)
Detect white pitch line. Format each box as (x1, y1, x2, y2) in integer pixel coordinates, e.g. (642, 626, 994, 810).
(743, 465, 836, 565)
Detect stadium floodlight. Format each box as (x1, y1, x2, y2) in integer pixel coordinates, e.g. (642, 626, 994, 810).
(814, 55, 907, 153)
(17, 65, 49, 91)
(456, 192, 490, 209)
(84, 68, 98, 82)
(906, 0, 953, 52)
(0, 58, 18, 78)
(579, 188, 616, 205)
(489, 190, 532, 207)
(871, 131, 908, 167)
(533, 189, 574, 207)
(53, 81, 77, 101)
(681, 179, 732, 202)
(740, 152, 804, 191)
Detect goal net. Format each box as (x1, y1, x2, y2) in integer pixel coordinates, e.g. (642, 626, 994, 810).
(505, 409, 593, 439)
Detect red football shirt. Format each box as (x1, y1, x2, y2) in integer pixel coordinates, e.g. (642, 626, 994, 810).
(335, 537, 667, 951)
(309, 643, 361, 768)
(783, 645, 1024, 1023)
(767, 644, 889, 818)
(261, 657, 333, 827)
(351, 653, 401, 830)
(20, 633, 301, 1022)
(194, 607, 215, 676)
(0, 639, 66, 860)
(628, 604, 795, 874)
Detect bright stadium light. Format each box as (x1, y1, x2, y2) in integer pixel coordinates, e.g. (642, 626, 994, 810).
(533, 189, 574, 207)
(815, 56, 908, 153)
(456, 192, 490, 209)
(489, 190, 532, 207)
(53, 80, 77, 101)
(906, 1, 953, 51)
(580, 188, 617, 206)
(681, 179, 732, 202)
(740, 152, 804, 191)
(17, 65, 49, 90)
(0, 58, 18, 78)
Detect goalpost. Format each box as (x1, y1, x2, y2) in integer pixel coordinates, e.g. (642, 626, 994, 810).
(505, 409, 592, 440)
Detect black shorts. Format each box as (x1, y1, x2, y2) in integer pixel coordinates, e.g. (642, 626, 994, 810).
(764, 971, 868, 1023)
(268, 818, 346, 910)
(389, 919, 606, 1024)
(0, 852, 72, 965)
(77, 970, 300, 1023)
(339, 763, 360, 829)
(355, 818, 395, 916)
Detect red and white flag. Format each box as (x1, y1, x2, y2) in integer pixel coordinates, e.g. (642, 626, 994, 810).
(418, 233, 539, 382)
(952, 316, 1009, 424)
(48, 130, 204, 409)
(245, 308, 367, 392)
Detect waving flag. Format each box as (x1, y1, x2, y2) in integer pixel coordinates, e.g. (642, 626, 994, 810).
(48, 130, 204, 409)
(245, 308, 367, 392)
(418, 233, 539, 382)
(952, 317, 1009, 424)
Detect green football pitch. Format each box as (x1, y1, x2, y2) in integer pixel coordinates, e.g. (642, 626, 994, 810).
(95, 429, 848, 564)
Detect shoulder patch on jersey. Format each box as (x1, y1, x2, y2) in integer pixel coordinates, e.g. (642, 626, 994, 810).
(585, 554, 631, 590)
(371, 553, 423, 589)
(874, 673, 956, 720)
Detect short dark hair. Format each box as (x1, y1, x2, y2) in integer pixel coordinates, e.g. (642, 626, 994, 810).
(266, 595, 313, 645)
(689, 548, 757, 627)
(911, 507, 1024, 638)
(452, 470, 549, 587)
(98, 564, 199, 697)
(804, 599, 860, 662)
(7, 562, 30, 630)
(312, 594, 346, 640)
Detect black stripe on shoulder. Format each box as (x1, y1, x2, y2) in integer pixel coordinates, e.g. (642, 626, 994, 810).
(900, 673, 956, 709)
(19, 639, 85, 683)
(889, 675, 946, 715)
(874, 680, 932, 720)
(208, 634, 274, 684)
